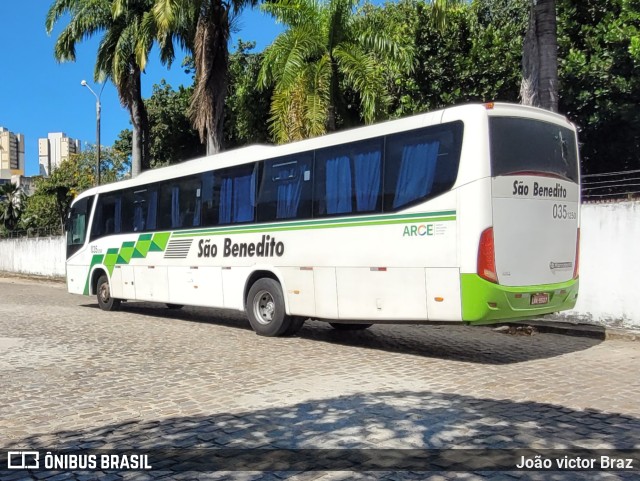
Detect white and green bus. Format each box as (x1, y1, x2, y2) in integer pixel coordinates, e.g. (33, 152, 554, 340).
(65, 102, 580, 336)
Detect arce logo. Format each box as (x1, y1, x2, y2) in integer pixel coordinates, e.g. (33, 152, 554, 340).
(403, 224, 434, 237)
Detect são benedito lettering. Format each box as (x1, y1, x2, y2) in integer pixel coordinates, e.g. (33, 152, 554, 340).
(512, 180, 567, 198)
(198, 235, 285, 258)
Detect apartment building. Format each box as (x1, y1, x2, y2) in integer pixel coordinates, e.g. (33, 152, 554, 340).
(0, 127, 25, 182)
(38, 132, 81, 176)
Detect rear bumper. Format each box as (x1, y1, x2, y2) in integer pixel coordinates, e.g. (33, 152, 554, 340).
(460, 274, 579, 324)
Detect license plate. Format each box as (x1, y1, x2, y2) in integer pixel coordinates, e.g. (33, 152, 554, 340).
(530, 293, 549, 305)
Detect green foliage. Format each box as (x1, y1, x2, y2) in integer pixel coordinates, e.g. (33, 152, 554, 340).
(259, 0, 413, 143)
(558, 0, 640, 175)
(144, 81, 204, 166)
(116, 81, 205, 167)
(0, 183, 24, 231)
(224, 40, 272, 148)
(357, 0, 528, 117)
(20, 148, 129, 232)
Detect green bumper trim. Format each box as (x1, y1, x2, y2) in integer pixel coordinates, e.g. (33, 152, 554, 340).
(460, 274, 579, 324)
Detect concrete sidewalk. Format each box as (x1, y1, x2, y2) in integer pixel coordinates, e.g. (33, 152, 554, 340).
(496, 319, 640, 342)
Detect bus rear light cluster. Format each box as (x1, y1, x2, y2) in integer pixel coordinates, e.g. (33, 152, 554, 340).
(477, 227, 498, 283)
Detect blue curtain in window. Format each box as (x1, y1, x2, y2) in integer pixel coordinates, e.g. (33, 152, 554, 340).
(171, 185, 180, 228)
(219, 178, 233, 224)
(233, 172, 255, 223)
(114, 198, 122, 233)
(146, 190, 157, 230)
(354, 151, 381, 212)
(393, 141, 440, 209)
(326, 156, 352, 214)
(276, 166, 303, 219)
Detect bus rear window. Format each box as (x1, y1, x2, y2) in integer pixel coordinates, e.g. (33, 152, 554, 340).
(489, 117, 579, 182)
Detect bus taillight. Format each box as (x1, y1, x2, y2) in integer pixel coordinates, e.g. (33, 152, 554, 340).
(478, 227, 498, 283)
(573, 228, 580, 279)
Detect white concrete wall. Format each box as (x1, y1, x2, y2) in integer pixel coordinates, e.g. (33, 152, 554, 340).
(557, 201, 640, 329)
(1, 201, 639, 328)
(0, 236, 66, 277)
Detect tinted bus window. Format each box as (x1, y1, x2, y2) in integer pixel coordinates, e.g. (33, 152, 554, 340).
(215, 164, 257, 224)
(258, 154, 313, 222)
(490, 117, 579, 182)
(91, 193, 121, 240)
(384, 122, 463, 211)
(315, 139, 383, 216)
(157, 176, 202, 230)
(132, 188, 158, 232)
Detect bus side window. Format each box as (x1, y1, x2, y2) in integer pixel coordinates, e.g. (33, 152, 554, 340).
(314, 139, 382, 217)
(257, 154, 313, 222)
(384, 122, 462, 211)
(133, 189, 148, 232)
(200, 171, 218, 227)
(91, 194, 120, 239)
(157, 183, 173, 230)
(216, 164, 257, 224)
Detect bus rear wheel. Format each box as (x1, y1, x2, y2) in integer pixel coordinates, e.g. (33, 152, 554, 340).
(329, 323, 372, 331)
(246, 278, 293, 337)
(96, 274, 121, 312)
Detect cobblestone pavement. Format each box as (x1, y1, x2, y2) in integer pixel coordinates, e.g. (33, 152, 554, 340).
(0, 277, 638, 480)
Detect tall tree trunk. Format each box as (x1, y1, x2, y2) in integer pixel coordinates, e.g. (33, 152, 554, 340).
(191, 3, 229, 155)
(521, 0, 558, 112)
(129, 62, 150, 177)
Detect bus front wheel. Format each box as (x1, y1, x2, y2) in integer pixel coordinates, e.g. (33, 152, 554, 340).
(96, 274, 121, 312)
(246, 278, 293, 337)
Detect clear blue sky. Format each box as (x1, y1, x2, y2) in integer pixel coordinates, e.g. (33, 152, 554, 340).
(0, 3, 283, 176)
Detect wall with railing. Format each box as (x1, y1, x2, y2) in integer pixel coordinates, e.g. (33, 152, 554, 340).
(0, 201, 639, 328)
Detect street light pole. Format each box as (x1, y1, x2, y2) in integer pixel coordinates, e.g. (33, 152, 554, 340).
(81, 80, 104, 186)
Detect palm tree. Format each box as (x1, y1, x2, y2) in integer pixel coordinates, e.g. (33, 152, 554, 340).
(149, 0, 258, 155)
(521, 0, 558, 112)
(258, 0, 413, 143)
(46, 0, 164, 175)
(0, 183, 23, 231)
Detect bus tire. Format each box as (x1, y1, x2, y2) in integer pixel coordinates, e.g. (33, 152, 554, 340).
(166, 304, 184, 310)
(246, 278, 291, 337)
(96, 274, 121, 312)
(329, 323, 372, 331)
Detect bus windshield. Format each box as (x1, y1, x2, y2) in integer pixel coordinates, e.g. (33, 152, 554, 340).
(489, 117, 579, 182)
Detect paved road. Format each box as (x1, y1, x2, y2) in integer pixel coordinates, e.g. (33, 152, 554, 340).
(0, 277, 638, 480)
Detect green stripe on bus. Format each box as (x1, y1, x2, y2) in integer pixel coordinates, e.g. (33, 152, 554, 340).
(83, 254, 105, 295)
(83, 210, 456, 294)
(173, 211, 457, 238)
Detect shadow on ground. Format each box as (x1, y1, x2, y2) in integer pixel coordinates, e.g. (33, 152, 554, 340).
(5, 390, 638, 480)
(81, 301, 604, 365)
